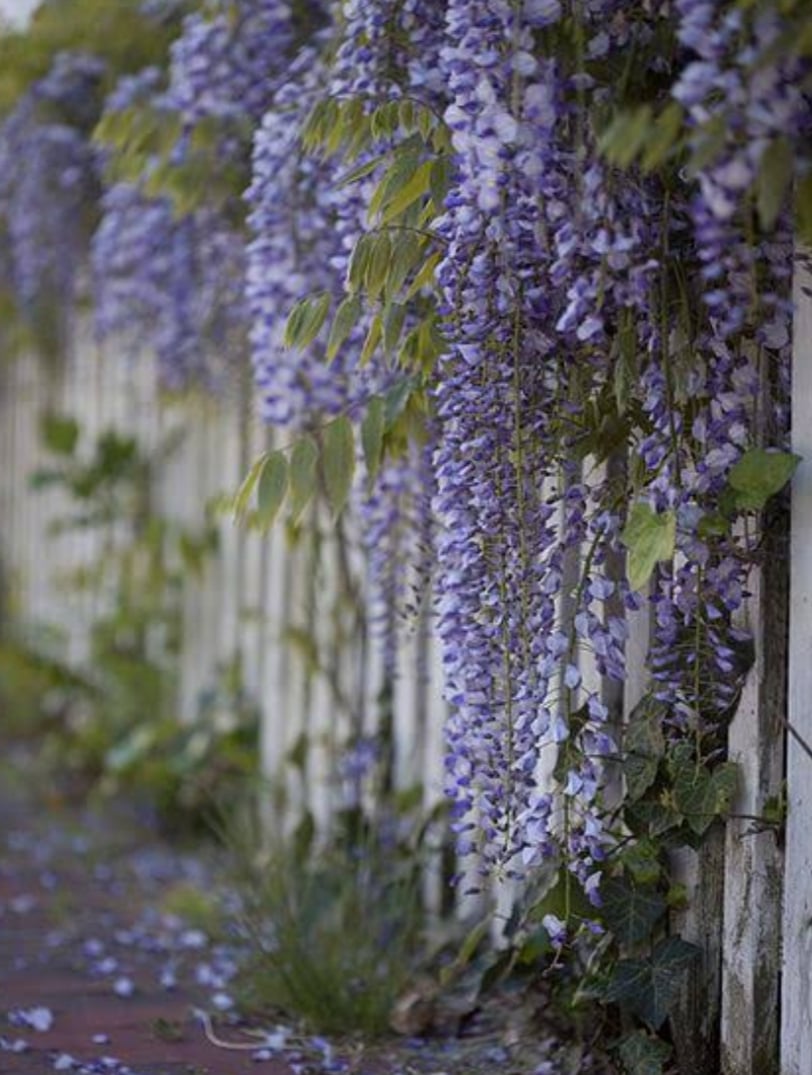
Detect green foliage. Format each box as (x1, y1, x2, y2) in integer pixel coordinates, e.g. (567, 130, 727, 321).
(231, 806, 429, 1036)
(101, 658, 261, 834)
(296, 94, 450, 387)
(621, 504, 676, 591)
(256, 451, 288, 527)
(40, 412, 79, 456)
(604, 937, 699, 1030)
(727, 447, 800, 511)
(0, 0, 179, 119)
(21, 414, 238, 829)
(670, 746, 738, 836)
(616, 1030, 673, 1075)
(227, 376, 426, 528)
(600, 878, 667, 948)
(623, 697, 666, 802)
(322, 415, 355, 516)
(0, 628, 95, 737)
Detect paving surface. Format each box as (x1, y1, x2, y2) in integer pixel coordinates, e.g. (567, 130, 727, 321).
(0, 782, 299, 1075)
(0, 757, 609, 1075)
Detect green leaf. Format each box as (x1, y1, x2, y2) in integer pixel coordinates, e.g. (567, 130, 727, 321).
(383, 302, 406, 355)
(382, 377, 416, 427)
(322, 416, 355, 516)
(617, 1030, 673, 1075)
(360, 314, 382, 366)
(621, 504, 676, 591)
(336, 152, 386, 188)
(41, 413, 79, 456)
(380, 160, 433, 223)
(686, 115, 727, 176)
(284, 292, 331, 350)
(619, 839, 663, 887)
(348, 233, 374, 293)
(797, 172, 812, 245)
(614, 313, 637, 414)
(430, 155, 451, 207)
(326, 295, 363, 362)
(367, 149, 420, 220)
(386, 231, 422, 297)
(641, 101, 684, 172)
(361, 396, 386, 485)
(623, 696, 666, 801)
(697, 511, 730, 539)
(257, 451, 288, 529)
(604, 937, 700, 1029)
(287, 437, 318, 523)
(233, 454, 268, 518)
(601, 878, 667, 947)
(626, 798, 683, 838)
(365, 232, 392, 300)
(405, 251, 441, 299)
(673, 760, 738, 835)
(757, 135, 794, 231)
(599, 106, 653, 168)
(728, 448, 801, 510)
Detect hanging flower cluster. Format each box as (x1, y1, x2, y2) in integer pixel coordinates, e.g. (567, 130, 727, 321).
(92, 0, 303, 389)
(0, 52, 104, 329)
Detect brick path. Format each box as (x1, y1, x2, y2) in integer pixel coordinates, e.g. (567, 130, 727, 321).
(0, 786, 309, 1075)
(0, 764, 585, 1075)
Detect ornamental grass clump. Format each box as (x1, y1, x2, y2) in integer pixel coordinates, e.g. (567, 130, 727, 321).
(231, 816, 427, 1037)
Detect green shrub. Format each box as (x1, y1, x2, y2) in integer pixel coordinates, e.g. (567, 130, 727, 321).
(231, 809, 427, 1037)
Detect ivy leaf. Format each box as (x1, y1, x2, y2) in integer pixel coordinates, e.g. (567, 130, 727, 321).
(728, 448, 800, 511)
(361, 396, 386, 486)
(322, 416, 355, 516)
(617, 1030, 673, 1075)
(673, 761, 738, 835)
(757, 135, 794, 231)
(604, 937, 700, 1029)
(621, 504, 676, 591)
(257, 451, 288, 529)
(287, 437, 318, 523)
(626, 798, 683, 838)
(601, 878, 667, 948)
(623, 697, 666, 802)
(619, 838, 663, 887)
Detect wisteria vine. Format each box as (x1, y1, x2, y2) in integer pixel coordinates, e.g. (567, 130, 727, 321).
(3, 0, 811, 1018)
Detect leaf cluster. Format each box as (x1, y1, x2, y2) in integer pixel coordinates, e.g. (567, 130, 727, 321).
(0, 0, 180, 120)
(228, 376, 427, 531)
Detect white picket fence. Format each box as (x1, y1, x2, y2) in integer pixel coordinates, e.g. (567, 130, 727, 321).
(0, 332, 448, 841)
(1, 277, 811, 1071)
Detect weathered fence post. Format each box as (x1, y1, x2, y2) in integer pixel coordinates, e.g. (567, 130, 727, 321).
(782, 251, 812, 1074)
(720, 528, 786, 1074)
